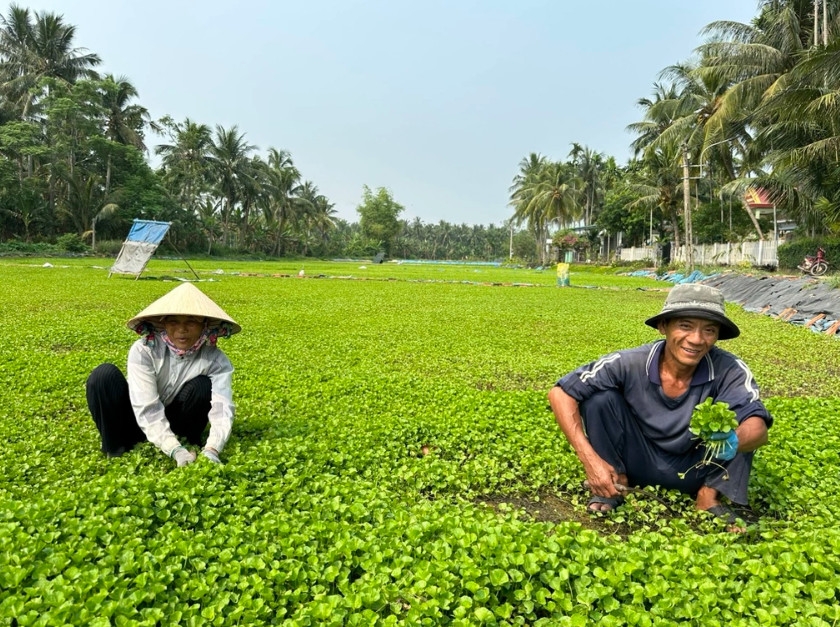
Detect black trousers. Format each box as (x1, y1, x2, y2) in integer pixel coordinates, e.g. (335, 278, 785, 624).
(86, 363, 211, 456)
(580, 389, 754, 505)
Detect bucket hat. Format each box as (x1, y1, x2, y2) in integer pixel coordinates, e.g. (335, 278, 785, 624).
(644, 283, 739, 340)
(126, 283, 241, 335)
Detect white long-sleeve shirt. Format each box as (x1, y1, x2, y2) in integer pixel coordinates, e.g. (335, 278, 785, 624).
(126, 338, 235, 456)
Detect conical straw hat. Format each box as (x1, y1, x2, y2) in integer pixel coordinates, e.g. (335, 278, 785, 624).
(126, 283, 241, 335)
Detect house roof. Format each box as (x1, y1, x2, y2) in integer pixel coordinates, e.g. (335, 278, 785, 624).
(745, 187, 774, 209)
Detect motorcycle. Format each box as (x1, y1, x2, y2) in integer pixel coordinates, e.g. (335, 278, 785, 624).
(798, 246, 829, 276)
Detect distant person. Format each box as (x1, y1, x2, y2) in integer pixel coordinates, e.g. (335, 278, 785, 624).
(661, 241, 672, 265)
(548, 283, 771, 526)
(86, 283, 240, 466)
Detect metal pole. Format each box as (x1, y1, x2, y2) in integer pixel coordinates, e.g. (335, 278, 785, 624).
(509, 222, 513, 260)
(649, 207, 653, 249)
(682, 144, 693, 270)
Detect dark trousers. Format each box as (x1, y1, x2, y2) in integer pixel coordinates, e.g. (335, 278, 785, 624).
(580, 389, 753, 505)
(86, 363, 211, 456)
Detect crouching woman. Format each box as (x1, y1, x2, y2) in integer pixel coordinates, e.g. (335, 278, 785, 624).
(86, 283, 240, 466)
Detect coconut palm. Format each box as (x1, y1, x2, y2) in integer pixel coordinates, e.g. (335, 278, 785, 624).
(208, 124, 257, 246)
(509, 153, 549, 262)
(696, 0, 817, 162)
(734, 34, 840, 235)
(99, 74, 154, 193)
(0, 4, 100, 119)
(261, 148, 311, 255)
(624, 145, 686, 253)
(569, 143, 605, 226)
(509, 154, 580, 265)
(694, 1, 840, 235)
(627, 83, 683, 156)
(155, 116, 214, 214)
(196, 197, 222, 254)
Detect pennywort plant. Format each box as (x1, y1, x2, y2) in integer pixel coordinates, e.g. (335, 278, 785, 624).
(677, 398, 739, 479)
(3, 260, 840, 625)
(689, 398, 739, 442)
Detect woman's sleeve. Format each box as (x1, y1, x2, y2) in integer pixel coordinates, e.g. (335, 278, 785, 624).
(204, 351, 235, 453)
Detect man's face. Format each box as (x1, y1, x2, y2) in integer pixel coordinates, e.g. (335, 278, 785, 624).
(657, 317, 720, 369)
(162, 315, 205, 350)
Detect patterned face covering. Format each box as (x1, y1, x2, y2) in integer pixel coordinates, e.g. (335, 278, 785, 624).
(160, 326, 210, 358)
(135, 320, 236, 351)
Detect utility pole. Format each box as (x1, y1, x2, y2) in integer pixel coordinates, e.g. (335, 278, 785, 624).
(682, 143, 693, 271)
(508, 221, 513, 260)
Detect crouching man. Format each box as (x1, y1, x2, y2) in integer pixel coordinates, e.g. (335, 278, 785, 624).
(548, 283, 772, 525)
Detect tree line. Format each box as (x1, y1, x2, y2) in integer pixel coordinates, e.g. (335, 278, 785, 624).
(509, 0, 840, 265)
(2, 2, 837, 263)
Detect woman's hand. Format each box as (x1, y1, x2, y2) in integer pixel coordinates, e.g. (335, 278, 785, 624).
(171, 446, 197, 467)
(202, 447, 222, 464)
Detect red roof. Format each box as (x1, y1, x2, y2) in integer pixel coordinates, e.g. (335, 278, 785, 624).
(745, 187, 774, 209)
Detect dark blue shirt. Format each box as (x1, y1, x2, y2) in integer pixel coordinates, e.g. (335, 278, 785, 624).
(556, 340, 772, 454)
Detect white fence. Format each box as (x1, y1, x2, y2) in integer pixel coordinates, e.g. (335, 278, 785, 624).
(620, 240, 779, 268)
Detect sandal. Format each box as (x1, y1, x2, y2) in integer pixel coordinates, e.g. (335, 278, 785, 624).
(704, 504, 752, 533)
(704, 504, 739, 524)
(587, 494, 625, 513)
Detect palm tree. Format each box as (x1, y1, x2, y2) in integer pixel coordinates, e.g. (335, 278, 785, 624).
(59, 171, 118, 238)
(569, 143, 605, 226)
(155, 116, 214, 215)
(296, 180, 336, 255)
(208, 124, 256, 246)
(625, 146, 686, 253)
(196, 198, 222, 254)
(696, 1, 815, 168)
(509, 153, 548, 262)
(99, 74, 154, 193)
(734, 36, 840, 236)
(627, 68, 759, 249)
(695, 1, 833, 236)
(262, 148, 310, 255)
(240, 155, 275, 249)
(0, 4, 100, 119)
(627, 83, 682, 156)
(509, 154, 580, 265)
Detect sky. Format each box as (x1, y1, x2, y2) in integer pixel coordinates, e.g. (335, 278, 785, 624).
(28, 0, 761, 226)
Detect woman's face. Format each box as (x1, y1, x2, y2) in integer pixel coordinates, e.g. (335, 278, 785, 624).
(162, 315, 205, 350)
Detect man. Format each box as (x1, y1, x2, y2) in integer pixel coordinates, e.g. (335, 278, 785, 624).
(548, 283, 771, 523)
(86, 282, 240, 466)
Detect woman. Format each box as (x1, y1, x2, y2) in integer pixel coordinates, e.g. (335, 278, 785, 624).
(86, 282, 240, 466)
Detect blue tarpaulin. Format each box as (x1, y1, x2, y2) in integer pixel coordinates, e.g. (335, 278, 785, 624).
(126, 220, 170, 245)
(109, 219, 172, 278)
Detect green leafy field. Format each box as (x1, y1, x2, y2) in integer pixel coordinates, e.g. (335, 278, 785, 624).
(2, 259, 840, 626)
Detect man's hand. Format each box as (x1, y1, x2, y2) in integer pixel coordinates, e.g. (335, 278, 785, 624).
(202, 447, 222, 464)
(583, 456, 623, 498)
(708, 430, 739, 461)
(171, 446, 196, 467)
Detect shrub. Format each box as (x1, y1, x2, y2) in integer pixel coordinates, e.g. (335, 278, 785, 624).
(778, 238, 840, 271)
(56, 233, 89, 253)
